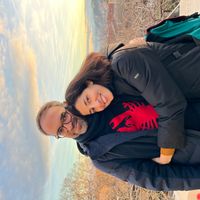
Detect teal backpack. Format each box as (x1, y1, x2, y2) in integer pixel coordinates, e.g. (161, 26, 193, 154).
(107, 12, 200, 60)
(146, 12, 200, 44)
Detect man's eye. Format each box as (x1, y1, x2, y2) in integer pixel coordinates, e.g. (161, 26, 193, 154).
(58, 127, 64, 134)
(60, 112, 64, 120)
(62, 115, 66, 121)
(61, 112, 67, 122)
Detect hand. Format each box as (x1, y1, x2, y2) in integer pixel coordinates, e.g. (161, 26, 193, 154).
(128, 37, 146, 46)
(152, 154, 173, 165)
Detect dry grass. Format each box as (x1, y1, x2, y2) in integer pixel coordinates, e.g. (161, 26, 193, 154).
(105, 0, 180, 45)
(131, 185, 175, 200)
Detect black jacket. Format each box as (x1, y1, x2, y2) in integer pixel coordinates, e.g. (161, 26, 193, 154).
(77, 105, 200, 191)
(77, 112, 200, 191)
(110, 42, 200, 149)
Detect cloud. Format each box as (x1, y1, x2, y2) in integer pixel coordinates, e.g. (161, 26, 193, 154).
(0, 18, 6, 34)
(0, 75, 5, 87)
(0, 23, 51, 200)
(9, 32, 40, 109)
(10, 28, 51, 153)
(0, 189, 5, 200)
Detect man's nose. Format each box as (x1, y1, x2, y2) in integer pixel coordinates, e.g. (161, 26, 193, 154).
(63, 121, 73, 131)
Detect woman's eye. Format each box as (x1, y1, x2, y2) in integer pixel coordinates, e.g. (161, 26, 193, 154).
(86, 96, 90, 104)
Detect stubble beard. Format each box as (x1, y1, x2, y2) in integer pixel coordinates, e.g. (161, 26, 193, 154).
(73, 117, 88, 135)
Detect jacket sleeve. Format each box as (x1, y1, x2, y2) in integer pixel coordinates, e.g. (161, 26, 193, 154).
(112, 47, 187, 149)
(92, 158, 200, 191)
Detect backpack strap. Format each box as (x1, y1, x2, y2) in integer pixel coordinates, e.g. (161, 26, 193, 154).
(107, 42, 148, 60)
(107, 40, 196, 67)
(106, 43, 125, 59)
(161, 41, 196, 65)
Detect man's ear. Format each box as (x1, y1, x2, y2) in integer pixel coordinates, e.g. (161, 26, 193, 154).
(63, 101, 68, 107)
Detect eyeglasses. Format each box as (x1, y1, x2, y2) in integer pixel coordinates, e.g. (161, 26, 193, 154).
(55, 111, 72, 139)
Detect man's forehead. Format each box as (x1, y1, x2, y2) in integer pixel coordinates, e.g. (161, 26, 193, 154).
(45, 105, 64, 116)
(41, 105, 64, 127)
(39, 106, 62, 135)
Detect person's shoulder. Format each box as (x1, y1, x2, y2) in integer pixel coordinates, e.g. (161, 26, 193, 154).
(112, 46, 135, 57)
(112, 43, 148, 61)
(110, 48, 138, 70)
(76, 142, 89, 156)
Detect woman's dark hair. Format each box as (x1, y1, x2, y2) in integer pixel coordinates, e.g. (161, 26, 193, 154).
(65, 52, 113, 115)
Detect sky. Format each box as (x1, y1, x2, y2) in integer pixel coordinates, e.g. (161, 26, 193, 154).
(0, 0, 88, 199)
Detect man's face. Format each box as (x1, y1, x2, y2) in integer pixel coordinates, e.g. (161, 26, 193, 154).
(40, 105, 88, 138)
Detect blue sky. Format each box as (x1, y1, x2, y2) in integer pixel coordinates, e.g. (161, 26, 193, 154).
(0, 0, 88, 199)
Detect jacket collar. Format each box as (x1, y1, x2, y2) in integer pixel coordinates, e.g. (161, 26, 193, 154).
(78, 129, 158, 160)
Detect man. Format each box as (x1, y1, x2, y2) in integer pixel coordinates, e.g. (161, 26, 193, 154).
(37, 101, 87, 139)
(37, 100, 200, 191)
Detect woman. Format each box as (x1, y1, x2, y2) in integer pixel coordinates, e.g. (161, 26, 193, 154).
(65, 40, 200, 164)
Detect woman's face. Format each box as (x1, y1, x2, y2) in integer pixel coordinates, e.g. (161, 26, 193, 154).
(75, 81, 114, 115)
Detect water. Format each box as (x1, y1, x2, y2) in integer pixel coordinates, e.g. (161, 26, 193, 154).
(0, 0, 88, 199)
